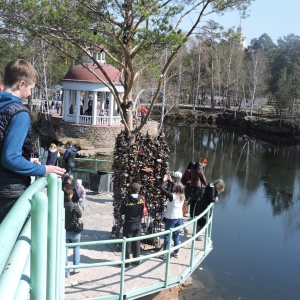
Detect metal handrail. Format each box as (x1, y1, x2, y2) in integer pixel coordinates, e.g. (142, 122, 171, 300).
(65, 205, 214, 299)
(0, 174, 64, 300)
(0, 169, 214, 300)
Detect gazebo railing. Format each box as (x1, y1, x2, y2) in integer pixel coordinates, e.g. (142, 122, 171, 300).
(79, 115, 92, 124)
(65, 114, 121, 125)
(95, 116, 121, 125)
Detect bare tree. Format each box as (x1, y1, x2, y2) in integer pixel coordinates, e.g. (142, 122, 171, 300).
(245, 49, 268, 117)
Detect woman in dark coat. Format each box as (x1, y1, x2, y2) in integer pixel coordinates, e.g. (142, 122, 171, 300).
(64, 186, 82, 277)
(190, 158, 208, 217)
(194, 179, 225, 240)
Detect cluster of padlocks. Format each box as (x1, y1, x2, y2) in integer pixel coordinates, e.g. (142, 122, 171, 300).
(111, 130, 170, 239)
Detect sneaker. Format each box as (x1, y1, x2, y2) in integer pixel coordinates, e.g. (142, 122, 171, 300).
(72, 269, 80, 274)
(159, 254, 167, 260)
(171, 252, 179, 258)
(196, 235, 202, 241)
(132, 261, 140, 266)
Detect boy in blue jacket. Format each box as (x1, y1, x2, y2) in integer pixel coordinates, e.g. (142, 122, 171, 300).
(0, 59, 66, 223)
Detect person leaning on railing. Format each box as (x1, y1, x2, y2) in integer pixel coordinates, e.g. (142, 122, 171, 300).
(189, 158, 208, 218)
(194, 179, 225, 241)
(0, 59, 65, 224)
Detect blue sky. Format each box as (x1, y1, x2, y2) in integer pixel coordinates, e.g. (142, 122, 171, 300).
(196, 0, 300, 46)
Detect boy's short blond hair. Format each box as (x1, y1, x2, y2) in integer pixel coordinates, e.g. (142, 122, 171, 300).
(4, 59, 38, 87)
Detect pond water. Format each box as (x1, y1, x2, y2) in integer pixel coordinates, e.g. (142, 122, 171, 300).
(163, 125, 300, 300)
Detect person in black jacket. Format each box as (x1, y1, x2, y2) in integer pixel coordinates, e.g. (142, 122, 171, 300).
(194, 179, 225, 241)
(64, 186, 82, 277)
(120, 182, 144, 268)
(62, 174, 80, 204)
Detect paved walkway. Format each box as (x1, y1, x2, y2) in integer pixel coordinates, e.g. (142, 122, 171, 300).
(64, 191, 209, 299)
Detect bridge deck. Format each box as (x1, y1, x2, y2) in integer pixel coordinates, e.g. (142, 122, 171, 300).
(64, 191, 210, 299)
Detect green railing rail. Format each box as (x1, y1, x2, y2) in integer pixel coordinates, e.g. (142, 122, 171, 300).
(66, 207, 214, 299)
(0, 174, 64, 300)
(0, 160, 215, 299)
(73, 158, 113, 174)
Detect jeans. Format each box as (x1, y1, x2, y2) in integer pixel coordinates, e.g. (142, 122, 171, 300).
(163, 218, 182, 254)
(65, 161, 75, 174)
(123, 223, 141, 260)
(66, 231, 81, 275)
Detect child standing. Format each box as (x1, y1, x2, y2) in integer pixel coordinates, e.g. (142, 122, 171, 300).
(45, 143, 60, 166)
(75, 179, 86, 211)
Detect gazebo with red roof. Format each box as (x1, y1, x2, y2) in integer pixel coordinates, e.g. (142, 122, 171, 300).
(62, 46, 124, 125)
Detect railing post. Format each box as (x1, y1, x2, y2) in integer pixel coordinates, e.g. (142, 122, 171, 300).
(164, 228, 172, 287)
(31, 191, 48, 300)
(0, 220, 31, 299)
(94, 159, 98, 172)
(119, 237, 127, 299)
(55, 180, 63, 300)
(60, 219, 66, 300)
(190, 221, 197, 268)
(47, 174, 59, 300)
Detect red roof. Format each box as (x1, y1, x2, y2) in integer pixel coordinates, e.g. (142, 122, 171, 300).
(63, 63, 121, 84)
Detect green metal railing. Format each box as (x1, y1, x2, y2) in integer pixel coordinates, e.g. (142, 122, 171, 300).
(0, 174, 64, 300)
(65, 207, 214, 300)
(0, 162, 215, 299)
(73, 158, 113, 174)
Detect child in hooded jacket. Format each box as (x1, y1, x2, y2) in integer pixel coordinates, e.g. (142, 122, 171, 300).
(75, 179, 86, 211)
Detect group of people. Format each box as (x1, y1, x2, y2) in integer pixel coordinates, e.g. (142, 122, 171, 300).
(42, 140, 77, 174)
(120, 159, 225, 267)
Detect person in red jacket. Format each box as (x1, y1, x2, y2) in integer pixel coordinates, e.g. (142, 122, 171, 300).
(140, 105, 147, 123)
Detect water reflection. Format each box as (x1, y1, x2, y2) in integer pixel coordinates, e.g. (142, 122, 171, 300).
(164, 125, 300, 300)
(165, 125, 297, 215)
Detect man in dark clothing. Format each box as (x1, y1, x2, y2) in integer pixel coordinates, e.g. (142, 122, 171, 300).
(63, 141, 77, 174)
(194, 179, 225, 240)
(120, 182, 144, 268)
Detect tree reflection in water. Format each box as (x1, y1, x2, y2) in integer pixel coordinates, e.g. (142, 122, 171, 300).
(164, 124, 300, 299)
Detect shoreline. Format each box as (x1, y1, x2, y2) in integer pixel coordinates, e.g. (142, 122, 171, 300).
(163, 107, 300, 146)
